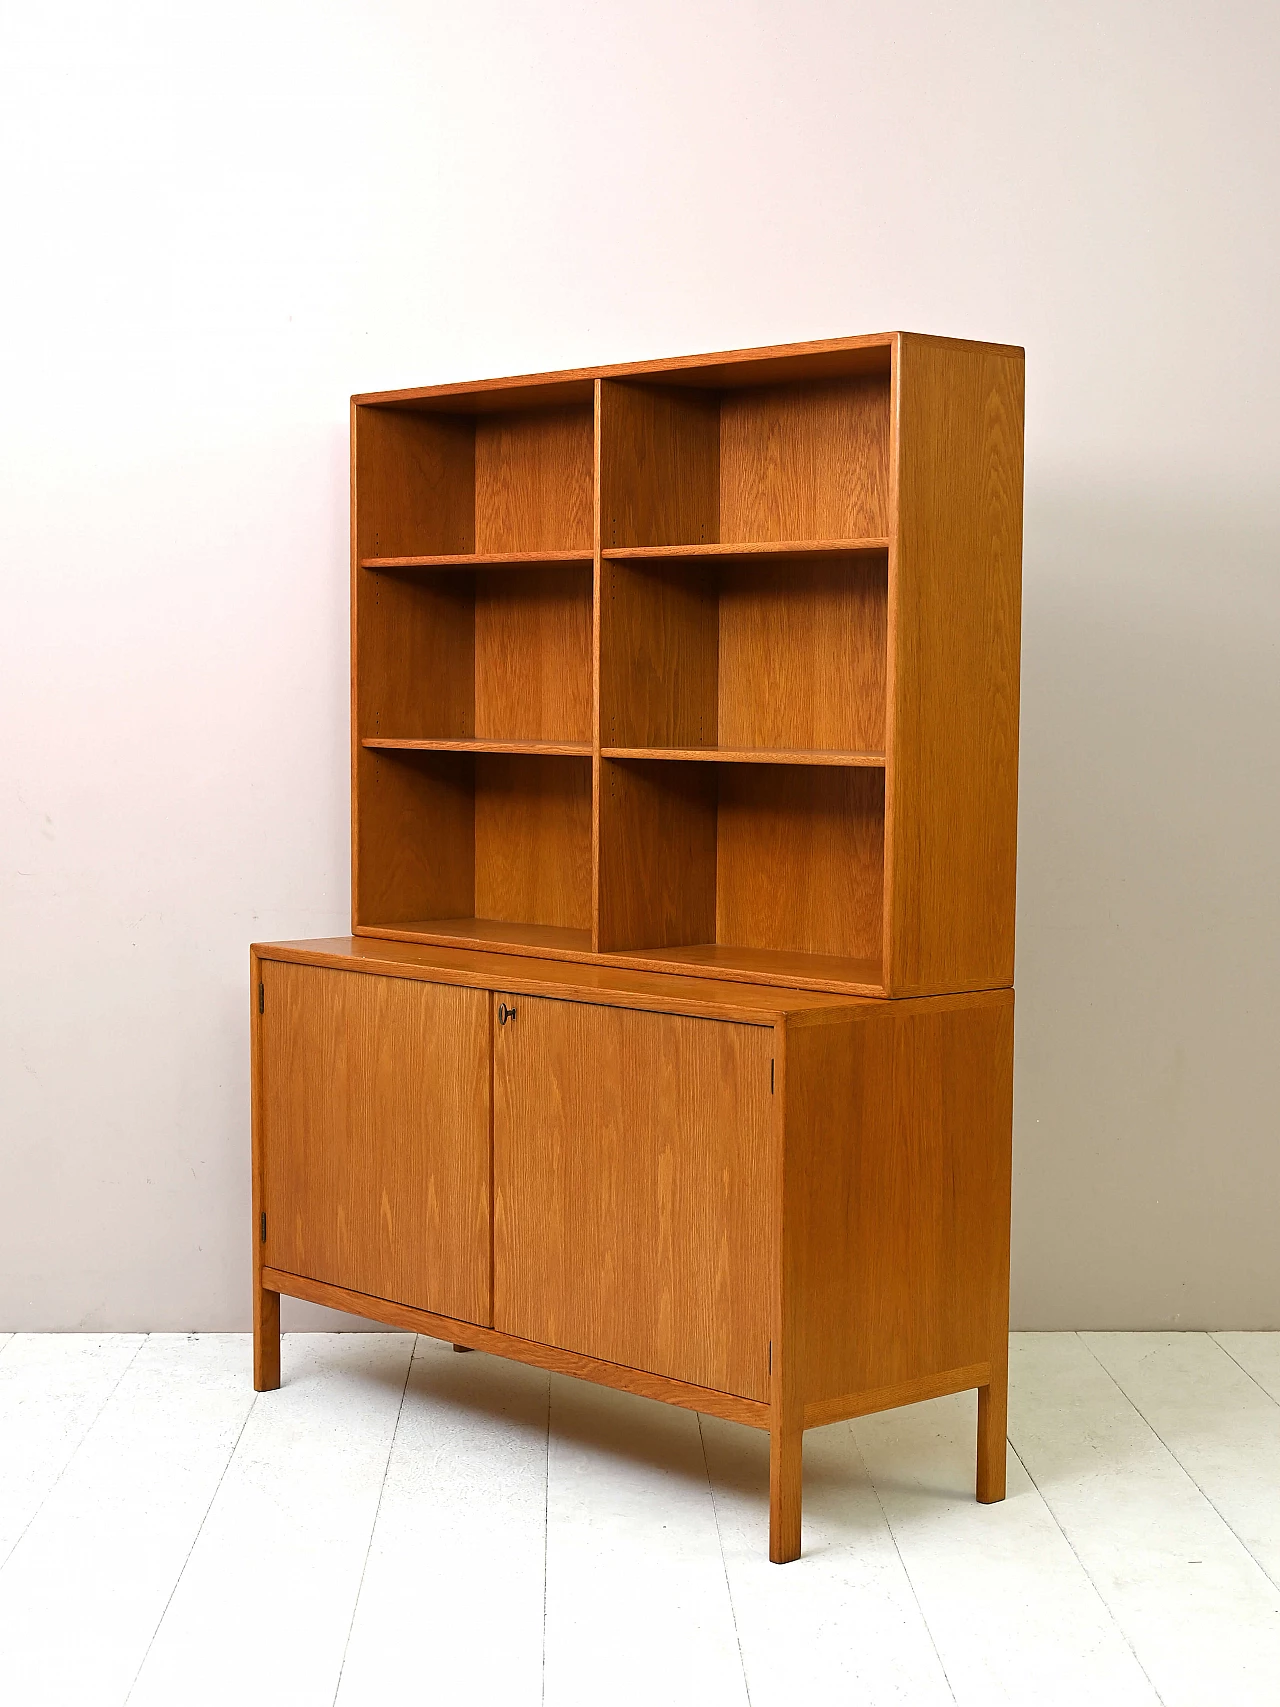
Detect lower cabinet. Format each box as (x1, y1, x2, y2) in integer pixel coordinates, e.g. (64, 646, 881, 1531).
(259, 961, 490, 1323)
(492, 992, 774, 1401)
(252, 943, 1014, 1563)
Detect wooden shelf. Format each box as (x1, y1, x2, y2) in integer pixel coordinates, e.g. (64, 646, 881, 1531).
(362, 738, 591, 757)
(363, 550, 594, 571)
(626, 941, 885, 993)
(601, 539, 889, 564)
(362, 918, 593, 956)
(602, 746, 885, 768)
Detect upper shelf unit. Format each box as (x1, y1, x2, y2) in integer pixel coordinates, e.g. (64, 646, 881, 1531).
(350, 334, 1025, 998)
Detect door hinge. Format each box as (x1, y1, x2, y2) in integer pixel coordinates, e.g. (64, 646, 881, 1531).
(260, 1211, 267, 1244)
(258, 982, 264, 1014)
(770, 1059, 774, 1094)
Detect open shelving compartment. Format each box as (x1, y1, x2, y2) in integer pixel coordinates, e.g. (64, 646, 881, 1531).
(348, 333, 1024, 997)
(353, 379, 595, 954)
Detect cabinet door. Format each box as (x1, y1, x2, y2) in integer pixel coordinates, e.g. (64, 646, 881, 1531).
(493, 994, 774, 1400)
(261, 962, 490, 1323)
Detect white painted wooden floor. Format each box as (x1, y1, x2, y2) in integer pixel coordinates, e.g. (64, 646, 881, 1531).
(1, 1333, 1279, 1705)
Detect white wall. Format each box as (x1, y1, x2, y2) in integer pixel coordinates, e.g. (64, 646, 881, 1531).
(2, 1, 1277, 1330)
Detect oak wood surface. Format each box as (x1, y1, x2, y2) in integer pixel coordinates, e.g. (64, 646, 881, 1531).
(250, 948, 280, 1392)
(600, 747, 884, 767)
(253, 935, 879, 1020)
(473, 753, 592, 931)
(885, 334, 1024, 995)
(363, 738, 592, 757)
(260, 963, 491, 1322)
(474, 563, 592, 745)
(602, 539, 889, 562)
(492, 995, 775, 1401)
(474, 404, 594, 554)
(354, 748, 474, 928)
(720, 376, 891, 544)
(260, 1265, 769, 1430)
(782, 992, 1014, 1409)
(598, 379, 720, 549)
(802, 1362, 992, 1428)
(716, 764, 884, 962)
(363, 549, 594, 569)
(596, 757, 718, 952)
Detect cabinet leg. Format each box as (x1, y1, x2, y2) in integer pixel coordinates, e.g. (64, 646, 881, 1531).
(769, 1424, 803, 1563)
(977, 1363, 1008, 1503)
(254, 1282, 281, 1392)
(451, 1343, 473, 1353)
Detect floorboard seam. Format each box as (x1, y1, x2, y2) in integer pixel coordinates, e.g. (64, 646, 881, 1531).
(847, 1421, 958, 1704)
(121, 1359, 260, 1705)
(697, 1412, 753, 1707)
(1005, 1428, 1167, 1705)
(1079, 1333, 1280, 1595)
(1209, 1333, 1280, 1410)
(0, 1331, 149, 1579)
(329, 1334, 417, 1707)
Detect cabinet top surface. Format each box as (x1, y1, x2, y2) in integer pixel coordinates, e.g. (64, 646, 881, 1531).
(253, 938, 1011, 1025)
(352, 330, 1025, 410)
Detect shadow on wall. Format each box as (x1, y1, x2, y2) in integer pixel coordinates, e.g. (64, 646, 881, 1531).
(1012, 481, 1280, 1330)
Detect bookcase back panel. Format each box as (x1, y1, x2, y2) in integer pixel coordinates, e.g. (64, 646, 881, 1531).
(716, 557, 886, 753)
(473, 755, 592, 931)
(474, 405, 594, 553)
(474, 566, 593, 744)
(719, 376, 890, 543)
(716, 765, 884, 961)
(355, 409, 475, 558)
(598, 381, 720, 549)
(599, 562, 719, 748)
(597, 759, 718, 951)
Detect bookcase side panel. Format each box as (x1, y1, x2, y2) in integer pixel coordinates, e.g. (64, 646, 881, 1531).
(886, 337, 1024, 996)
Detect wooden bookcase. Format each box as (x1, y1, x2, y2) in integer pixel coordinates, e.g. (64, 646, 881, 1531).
(253, 333, 1024, 1563)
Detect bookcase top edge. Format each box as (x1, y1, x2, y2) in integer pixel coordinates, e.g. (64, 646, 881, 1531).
(349, 332, 1022, 409)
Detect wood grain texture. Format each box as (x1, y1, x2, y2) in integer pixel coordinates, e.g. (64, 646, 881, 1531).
(254, 935, 865, 1021)
(354, 748, 474, 928)
(473, 754, 592, 931)
(716, 557, 887, 752)
(717, 764, 885, 962)
(353, 405, 474, 558)
(473, 564, 592, 744)
(474, 405, 593, 553)
(977, 1363, 1009, 1502)
(372, 919, 593, 955)
(596, 758, 717, 951)
(492, 995, 775, 1401)
(802, 1362, 991, 1428)
(355, 569, 474, 741)
(599, 380, 720, 548)
(260, 962, 490, 1322)
(781, 991, 1014, 1409)
(630, 941, 884, 994)
(363, 550, 593, 569)
(601, 747, 884, 767)
(363, 738, 591, 757)
(885, 333, 1024, 995)
(353, 332, 906, 410)
(599, 559, 718, 749)
(260, 1265, 769, 1429)
(602, 539, 889, 562)
(720, 376, 891, 543)
(250, 948, 280, 1392)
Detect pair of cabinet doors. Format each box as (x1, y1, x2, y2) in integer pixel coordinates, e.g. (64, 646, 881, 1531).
(259, 963, 776, 1402)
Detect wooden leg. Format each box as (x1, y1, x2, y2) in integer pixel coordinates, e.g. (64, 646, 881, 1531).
(451, 1343, 473, 1353)
(977, 1363, 1008, 1503)
(254, 1282, 281, 1392)
(769, 1423, 803, 1563)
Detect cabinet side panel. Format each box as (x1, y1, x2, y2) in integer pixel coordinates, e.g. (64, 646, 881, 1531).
(261, 963, 491, 1323)
(599, 380, 720, 548)
(355, 748, 475, 926)
(493, 997, 774, 1399)
(784, 995, 1013, 1408)
(887, 337, 1024, 994)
